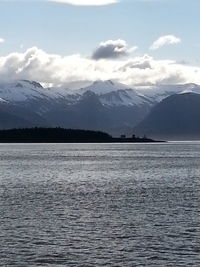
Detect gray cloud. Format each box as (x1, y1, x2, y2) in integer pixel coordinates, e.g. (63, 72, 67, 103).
(121, 57, 152, 71)
(92, 39, 137, 60)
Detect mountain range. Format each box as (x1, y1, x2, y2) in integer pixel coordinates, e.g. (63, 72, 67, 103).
(0, 79, 200, 140)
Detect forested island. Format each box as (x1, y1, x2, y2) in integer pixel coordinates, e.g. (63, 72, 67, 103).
(0, 128, 159, 143)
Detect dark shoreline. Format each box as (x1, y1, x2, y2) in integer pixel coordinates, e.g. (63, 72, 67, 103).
(0, 127, 164, 143)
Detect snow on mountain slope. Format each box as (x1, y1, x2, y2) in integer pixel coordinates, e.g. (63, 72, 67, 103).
(0, 80, 85, 109)
(137, 83, 200, 103)
(1, 79, 200, 109)
(77, 80, 153, 107)
(3, 79, 200, 134)
(99, 89, 153, 107)
(78, 80, 130, 95)
(0, 80, 59, 102)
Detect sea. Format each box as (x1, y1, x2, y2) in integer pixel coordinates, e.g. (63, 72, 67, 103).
(0, 142, 200, 266)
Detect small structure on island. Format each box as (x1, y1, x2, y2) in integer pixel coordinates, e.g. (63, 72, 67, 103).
(120, 134, 126, 139)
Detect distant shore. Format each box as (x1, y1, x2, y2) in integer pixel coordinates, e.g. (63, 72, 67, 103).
(0, 128, 162, 143)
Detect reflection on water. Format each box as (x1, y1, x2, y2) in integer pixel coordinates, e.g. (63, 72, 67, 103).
(0, 143, 200, 266)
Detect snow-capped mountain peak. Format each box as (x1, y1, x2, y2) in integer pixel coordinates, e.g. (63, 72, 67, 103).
(1, 79, 200, 110)
(98, 89, 153, 107)
(75, 79, 154, 107)
(0, 80, 60, 102)
(78, 80, 132, 95)
(137, 83, 200, 103)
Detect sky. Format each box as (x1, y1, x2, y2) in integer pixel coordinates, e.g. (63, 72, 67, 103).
(0, 0, 200, 88)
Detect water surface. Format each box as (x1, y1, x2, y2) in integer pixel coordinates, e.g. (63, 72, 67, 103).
(0, 143, 200, 266)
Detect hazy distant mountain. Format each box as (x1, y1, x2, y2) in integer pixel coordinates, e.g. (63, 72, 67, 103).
(1, 79, 200, 138)
(0, 80, 153, 135)
(134, 93, 200, 140)
(0, 106, 33, 129)
(137, 83, 200, 103)
(78, 80, 154, 107)
(0, 80, 57, 129)
(41, 81, 154, 135)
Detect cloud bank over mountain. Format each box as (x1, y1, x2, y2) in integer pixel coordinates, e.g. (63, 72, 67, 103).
(0, 39, 199, 88)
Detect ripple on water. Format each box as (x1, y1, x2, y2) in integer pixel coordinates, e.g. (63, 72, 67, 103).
(0, 143, 200, 266)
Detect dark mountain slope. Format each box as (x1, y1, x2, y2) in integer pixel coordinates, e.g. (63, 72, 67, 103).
(0, 108, 34, 129)
(0, 80, 153, 135)
(134, 93, 200, 140)
(42, 91, 151, 135)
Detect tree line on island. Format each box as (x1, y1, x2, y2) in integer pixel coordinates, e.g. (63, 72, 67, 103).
(0, 127, 158, 143)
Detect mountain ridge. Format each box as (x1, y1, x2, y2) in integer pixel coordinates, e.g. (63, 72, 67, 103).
(134, 92, 200, 140)
(0, 79, 200, 137)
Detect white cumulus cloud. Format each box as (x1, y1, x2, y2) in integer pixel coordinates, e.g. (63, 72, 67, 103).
(0, 38, 5, 44)
(150, 35, 181, 50)
(48, 0, 118, 6)
(0, 46, 200, 89)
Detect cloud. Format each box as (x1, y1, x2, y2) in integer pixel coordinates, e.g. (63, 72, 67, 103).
(92, 39, 137, 60)
(0, 38, 5, 44)
(150, 35, 181, 50)
(48, 0, 118, 6)
(121, 55, 152, 70)
(0, 46, 200, 89)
